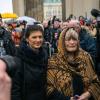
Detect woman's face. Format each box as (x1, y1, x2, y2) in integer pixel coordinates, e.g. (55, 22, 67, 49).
(26, 31, 43, 49)
(64, 32, 79, 52)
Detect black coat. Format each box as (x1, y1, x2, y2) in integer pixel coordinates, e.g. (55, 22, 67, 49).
(44, 27, 52, 43)
(96, 28, 100, 76)
(1, 41, 48, 100)
(0, 27, 15, 56)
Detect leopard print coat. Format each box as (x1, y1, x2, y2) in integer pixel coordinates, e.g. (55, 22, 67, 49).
(47, 28, 100, 100)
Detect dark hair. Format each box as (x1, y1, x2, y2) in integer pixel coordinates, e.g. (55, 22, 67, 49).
(25, 24, 44, 39)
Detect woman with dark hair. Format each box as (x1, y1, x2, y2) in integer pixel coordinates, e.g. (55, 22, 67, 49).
(47, 28, 100, 100)
(0, 25, 48, 100)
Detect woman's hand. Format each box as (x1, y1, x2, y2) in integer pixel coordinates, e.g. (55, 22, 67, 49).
(70, 91, 91, 100)
(77, 91, 91, 100)
(70, 95, 80, 100)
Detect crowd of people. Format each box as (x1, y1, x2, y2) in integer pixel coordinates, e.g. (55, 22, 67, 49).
(0, 9, 100, 100)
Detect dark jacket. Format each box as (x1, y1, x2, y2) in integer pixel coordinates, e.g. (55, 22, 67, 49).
(51, 28, 61, 53)
(0, 27, 15, 56)
(79, 29, 96, 67)
(96, 28, 100, 76)
(44, 27, 52, 43)
(1, 41, 48, 100)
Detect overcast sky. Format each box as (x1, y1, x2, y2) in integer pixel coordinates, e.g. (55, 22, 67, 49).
(0, 0, 13, 13)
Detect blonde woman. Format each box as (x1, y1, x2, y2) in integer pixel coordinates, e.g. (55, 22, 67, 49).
(47, 28, 100, 100)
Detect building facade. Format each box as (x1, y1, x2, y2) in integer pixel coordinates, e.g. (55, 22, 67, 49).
(12, 0, 100, 21)
(12, 0, 43, 22)
(43, 0, 62, 20)
(62, 0, 99, 20)
(24, 0, 43, 21)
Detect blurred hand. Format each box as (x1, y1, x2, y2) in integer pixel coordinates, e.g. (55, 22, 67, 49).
(70, 95, 80, 100)
(0, 59, 11, 100)
(0, 60, 6, 72)
(77, 91, 91, 100)
(70, 91, 90, 100)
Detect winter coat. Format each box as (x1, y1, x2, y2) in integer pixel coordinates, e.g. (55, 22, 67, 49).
(79, 28, 96, 67)
(1, 41, 48, 100)
(44, 27, 52, 43)
(0, 27, 15, 56)
(47, 28, 100, 100)
(50, 28, 61, 53)
(96, 28, 100, 76)
(47, 50, 100, 100)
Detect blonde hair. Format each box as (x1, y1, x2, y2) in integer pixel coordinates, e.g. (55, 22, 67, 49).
(65, 28, 79, 41)
(58, 28, 79, 55)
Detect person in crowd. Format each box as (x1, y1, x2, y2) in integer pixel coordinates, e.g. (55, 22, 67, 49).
(0, 60, 11, 100)
(11, 28, 22, 47)
(47, 27, 100, 100)
(42, 20, 53, 58)
(68, 20, 96, 68)
(0, 25, 48, 100)
(42, 20, 52, 43)
(0, 18, 15, 56)
(91, 19, 97, 37)
(51, 18, 61, 53)
(83, 19, 97, 37)
(68, 14, 76, 21)
(18, 20, 27, 38)
(61, 21, 69, 30)
(78, 16, 85, 26)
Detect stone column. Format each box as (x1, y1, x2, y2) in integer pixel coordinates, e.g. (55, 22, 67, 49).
(62, 0, 66, 21)
(12, 0, 25, 16)
(25, 0, 43, 22)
